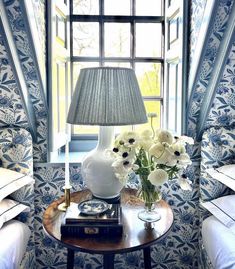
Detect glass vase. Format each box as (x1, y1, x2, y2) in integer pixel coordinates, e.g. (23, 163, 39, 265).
(138, 201, 161, 223)
(138, 176, 162, 223)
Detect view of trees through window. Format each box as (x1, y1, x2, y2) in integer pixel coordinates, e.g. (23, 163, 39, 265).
(71, 0, 163, 137)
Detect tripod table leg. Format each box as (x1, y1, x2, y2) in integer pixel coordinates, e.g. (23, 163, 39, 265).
(143, 247, 152, 269)
(103, 253, 114, 269)
(67, 248, 75, 269)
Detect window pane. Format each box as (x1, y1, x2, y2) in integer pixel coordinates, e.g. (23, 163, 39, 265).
(104, 62, 131, 68)
(104, 0, 130, 15)
(136, 23, 162, 57)
(73, 0, 99, 15)
(73, 62, 99, 90)
(135, 63, 161, 97)
(136, 0, 162, 16)
(73, 22, 99, 56)
(105, 23, 130, 57)
(135, 100, 161, 133)
(56, 15, 66, 46)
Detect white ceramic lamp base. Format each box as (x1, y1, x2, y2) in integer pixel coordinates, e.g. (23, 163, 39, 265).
(82, 126, 123, 199)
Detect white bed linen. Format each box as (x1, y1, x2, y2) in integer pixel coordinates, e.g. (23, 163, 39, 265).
(202, 216, 235, 269)
(0, 220, 30, 269)
(201, 195, 235, 229)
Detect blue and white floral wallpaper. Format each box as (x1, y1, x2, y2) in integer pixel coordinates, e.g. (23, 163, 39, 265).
(188, 0, 235, 138)
(1, 0, 48, 163)
(189, 0, 207, 64)
(0, 32, 28, 127)
(206, 42, 235, 128)
(1, 0, 235, 268)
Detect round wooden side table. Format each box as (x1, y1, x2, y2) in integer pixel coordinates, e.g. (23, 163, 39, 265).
(43, 188, 174, 269)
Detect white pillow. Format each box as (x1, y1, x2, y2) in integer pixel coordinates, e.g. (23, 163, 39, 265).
(202, 216, 235, 268)
(0, 168, 34, 201)
(206, 164, 235, 191)
(0, 199, 30, 229)
(201, 195, 235, 234)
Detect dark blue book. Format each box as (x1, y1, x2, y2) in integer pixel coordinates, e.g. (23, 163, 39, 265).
(61, 221, 123, 237)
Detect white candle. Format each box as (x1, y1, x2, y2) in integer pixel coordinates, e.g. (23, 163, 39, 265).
(65, 141, 70, 187)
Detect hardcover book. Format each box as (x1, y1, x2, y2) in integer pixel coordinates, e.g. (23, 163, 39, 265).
(61, 202, 123, 237)
(61, 222, 123, 237)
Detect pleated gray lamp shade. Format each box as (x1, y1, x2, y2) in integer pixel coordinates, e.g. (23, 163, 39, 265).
(67, 67, 147, 125)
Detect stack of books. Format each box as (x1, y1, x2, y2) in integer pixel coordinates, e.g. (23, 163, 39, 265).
(61, 203, 123, 237)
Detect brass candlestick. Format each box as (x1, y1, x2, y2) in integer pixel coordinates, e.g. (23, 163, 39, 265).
(58, 185, 72, 212)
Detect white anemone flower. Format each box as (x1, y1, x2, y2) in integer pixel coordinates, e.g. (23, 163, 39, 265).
(112, 156, 135, 176)
(175, 135, 194, 145)
(117, 131, 139, 148)
(119, 149, 136, 160)
(167, 152, 192, 167)
(178, 175, 192, 191)
(148, 169, 168, 186)
(167, 143, 192, 167)
(156, 129, 173, 145)
(179, 154, 192, 165)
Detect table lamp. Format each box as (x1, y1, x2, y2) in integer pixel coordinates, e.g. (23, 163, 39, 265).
(67, 67, 147, 200)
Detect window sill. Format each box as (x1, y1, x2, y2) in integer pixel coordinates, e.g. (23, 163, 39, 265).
(48, 139, 97, 166)
(50, 151, 87, 165)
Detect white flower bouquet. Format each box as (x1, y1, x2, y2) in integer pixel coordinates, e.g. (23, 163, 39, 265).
(108, 129, 194, 208)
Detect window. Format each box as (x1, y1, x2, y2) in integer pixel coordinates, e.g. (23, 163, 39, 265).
(70, 0, 164, 141)
(47, 0, 188, 157)
(47, 0, 71, 155)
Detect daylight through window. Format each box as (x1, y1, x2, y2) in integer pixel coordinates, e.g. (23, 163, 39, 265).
(70, 0, 164, 138)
